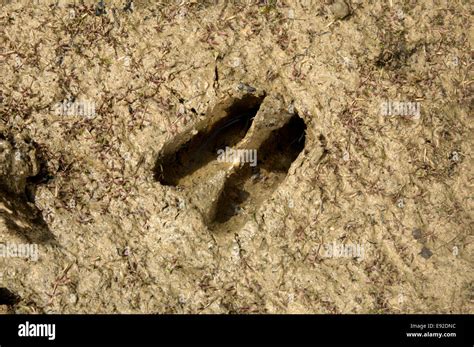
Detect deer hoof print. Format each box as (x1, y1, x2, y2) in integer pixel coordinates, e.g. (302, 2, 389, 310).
(155, 93, 307, 234)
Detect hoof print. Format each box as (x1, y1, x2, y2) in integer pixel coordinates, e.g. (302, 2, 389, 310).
(155, 94, 307, 233)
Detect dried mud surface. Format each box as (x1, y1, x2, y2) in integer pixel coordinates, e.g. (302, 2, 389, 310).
(0, 0, 473, 313)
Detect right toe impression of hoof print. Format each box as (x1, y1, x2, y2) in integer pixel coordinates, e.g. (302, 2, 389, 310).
(155, 92, 307, 234)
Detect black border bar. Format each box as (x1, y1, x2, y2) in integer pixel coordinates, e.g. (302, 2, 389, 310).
(0, 314, 472, 345)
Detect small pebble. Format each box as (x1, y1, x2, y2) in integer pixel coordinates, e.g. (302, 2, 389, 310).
(412, 228, 423, 241)
(420, 246, 433, 259)
(331, 0, 350, 20)
(69, 294, 78, 304)
(124, 0, 134, 12)
(397, 198, 404, 209)
(287, 102, 295, 115)
(251, 172, 261, 181)
(0, 305, 8, 314)
(237, 82, 256, 93)
(95, 0, 106, 16)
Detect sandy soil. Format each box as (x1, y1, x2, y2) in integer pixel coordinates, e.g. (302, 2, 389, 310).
(0, 0, 472, 313)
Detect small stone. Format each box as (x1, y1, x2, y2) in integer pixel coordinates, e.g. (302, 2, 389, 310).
(124, 0, 134, 12)
(232, 58, 241, 67)
(330, 0, 350, 20)
(251, 172, 261, 181)
(68, 294, 78, 304)
(412, 228, 423, 240)
(396, 9, 405, 20)
(288, 9, 295, 19)
(287, 102, 295, 115)
(397, 198, 405, 209)
(237, 83, 256, 93)
(420, 246, 433, 259)
(123, 247, 130, 257)
(95, 0, 106, 16)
